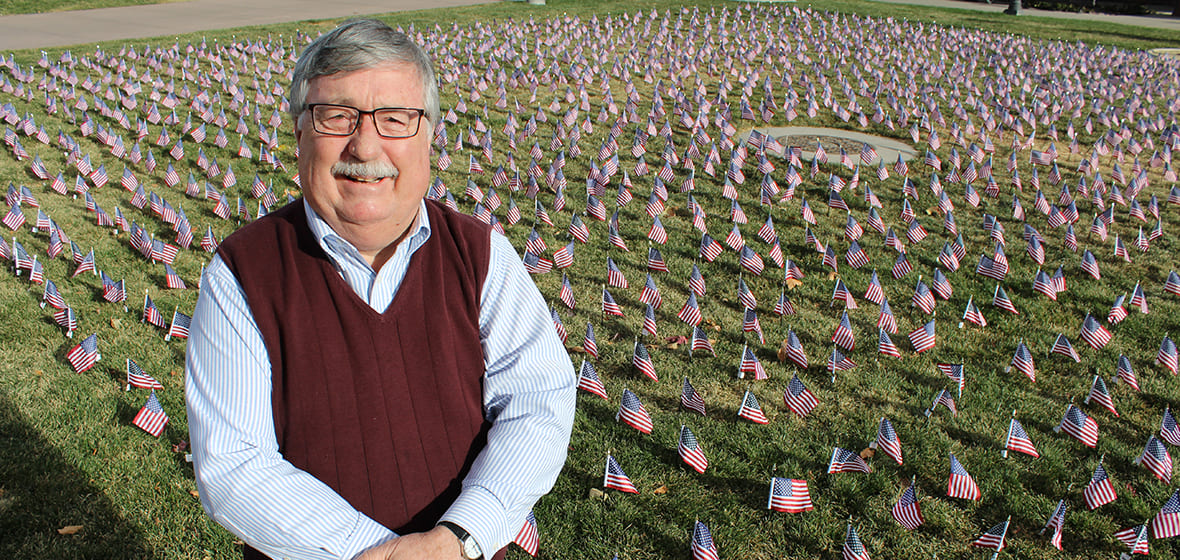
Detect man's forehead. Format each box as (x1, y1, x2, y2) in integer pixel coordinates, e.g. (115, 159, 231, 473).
(308, 63, 423, 98)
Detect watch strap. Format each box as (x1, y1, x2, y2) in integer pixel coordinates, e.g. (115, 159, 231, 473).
(437, 521, 483, 560)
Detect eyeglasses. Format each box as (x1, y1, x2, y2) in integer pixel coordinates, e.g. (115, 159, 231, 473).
(307, 103, 426, 139)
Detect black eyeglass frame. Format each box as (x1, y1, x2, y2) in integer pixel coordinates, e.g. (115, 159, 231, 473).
(306, 103, 427, 139)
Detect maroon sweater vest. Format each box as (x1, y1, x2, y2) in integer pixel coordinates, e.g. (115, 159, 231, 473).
(219, 200, 498, 558)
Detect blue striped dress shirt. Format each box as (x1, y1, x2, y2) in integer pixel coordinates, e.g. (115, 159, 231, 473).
(185, 199, 576, 560)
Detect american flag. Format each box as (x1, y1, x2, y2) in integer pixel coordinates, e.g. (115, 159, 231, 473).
(41, 279, 66, 310)
(875, 417, 903, 465)
(737, 390, 768, 425)
(831, 311, 856, 350)
(678, 293, 703, 326)
(1010, 341, 1036, 381)
(1005, 418, 1040, 458)
(1043, 499, 1067, 550)
(690, 325, 715, 357)
(601, 288, 624, 317)
(549, 309, 568, 343)
(1153, 490, 1180, 539)
(882, 327, 896, 358)
(606, 257, 627, 289)
(512, 511, 538, 556)
(845, 241, 869, 269)
(603, 454, 638, 494)
(864, 271, 884, 304)
(1085, 375, 1118, 417)
(892, 482, 924, 530)
(842, 524, 870, 560)
(1117, 354, 1140, 390)
(66, 333, 99, 373)
(1161, 407, 1180, 446)
(54, 307, 77, 336)
(742, 308, 765, 344)
(828, 447, 872, 474)
(617, 389, 652, 434)
(768, 477, 812, 513)
(680, 377, 706, 416)
(782, 330, 807, 369)
(1115, 524, 1150, 555)
(1137, 436, 1173, 483)
(891, 252, 911, 279)
(947, 453, 980, 500)
(877, 299, 897, 334)
(126, 358, 164, 390)
(132, 390, 168, 437)
(1158, 336, 1178, 375)
(632, 341, 657, 381)
(576, 360, 607, 400)
(738, 346, 767, 380)
(1050, 333, 1080, 363)
(827, 347, 857, 374)
(1083, 463, 1118, 509)
(558, 274, 576, 310)
(783, 374, 816, 417)
(646, 247, 667, 273)
(930, 389, 957, 416)
(1057, 404, 1099, 448)
(972, 519, 1009, 552)
(691, 521, 718, 560)
(678, 426, 708, 473)
(909, 320, 936, 353)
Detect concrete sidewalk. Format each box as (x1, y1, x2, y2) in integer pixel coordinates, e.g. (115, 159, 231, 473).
(0, 0, 492, 52)
(869, 0, 1180, 31)
(0, 0, 1176, 52)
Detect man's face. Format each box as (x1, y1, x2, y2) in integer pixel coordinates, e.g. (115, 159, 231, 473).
(294, 63, 431, 248)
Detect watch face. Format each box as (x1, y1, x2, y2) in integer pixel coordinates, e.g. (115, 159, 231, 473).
(462, 537, 481, 559)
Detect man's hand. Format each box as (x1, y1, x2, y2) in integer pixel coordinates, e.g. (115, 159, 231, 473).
(356, 526, 462, 560)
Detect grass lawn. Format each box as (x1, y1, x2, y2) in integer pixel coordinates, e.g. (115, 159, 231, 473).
(0, 0, 1179, 559)
(0, 0, 183, 16)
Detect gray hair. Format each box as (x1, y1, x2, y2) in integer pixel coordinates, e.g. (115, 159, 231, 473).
(288, 18, 439, 126)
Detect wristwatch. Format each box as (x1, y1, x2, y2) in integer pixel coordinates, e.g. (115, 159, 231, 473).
(437, 521, 483, 560)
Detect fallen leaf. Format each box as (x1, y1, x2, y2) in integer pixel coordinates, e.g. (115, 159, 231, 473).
(784, 278, 803, 289)
(57, 525, 83, 535)
(925, 206, 938, 216)
(860, 448, 875, 459)
(827, 271, 838, 280)
(665, 335, 688, 344)
(652, 485, 668, 495)
(569, 346, 588, 354)
(110, 318, 121, 329)
(172, 440, 189, 453)
(169, 370, 179, 377)
(588, 488, 606, 500)
(189, 490, 200, 499)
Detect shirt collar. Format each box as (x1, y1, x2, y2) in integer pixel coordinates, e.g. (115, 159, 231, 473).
(303, 198, 432, 268)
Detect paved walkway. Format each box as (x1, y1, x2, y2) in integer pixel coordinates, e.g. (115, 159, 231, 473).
(869, 0, 1180, 31)
(0, 0, 1175, 52)
(0, 0, 492, 51)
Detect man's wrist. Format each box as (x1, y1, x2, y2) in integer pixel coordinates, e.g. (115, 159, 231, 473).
(437, 521, 483, 560)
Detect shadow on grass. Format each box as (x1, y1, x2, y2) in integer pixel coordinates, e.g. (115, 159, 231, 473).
(0, 390, 157, 559)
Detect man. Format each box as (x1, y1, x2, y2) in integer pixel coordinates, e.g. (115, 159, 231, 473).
(185, 19, 576, 560)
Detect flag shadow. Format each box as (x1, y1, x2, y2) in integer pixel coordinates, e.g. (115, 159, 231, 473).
(0, 392, 157, 559)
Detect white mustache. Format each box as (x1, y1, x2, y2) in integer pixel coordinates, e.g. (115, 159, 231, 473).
(332, 160, 399, 180)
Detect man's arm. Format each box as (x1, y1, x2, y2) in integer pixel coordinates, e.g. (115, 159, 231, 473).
(437, 232, 577, 555)
(185, 255, 396, 560)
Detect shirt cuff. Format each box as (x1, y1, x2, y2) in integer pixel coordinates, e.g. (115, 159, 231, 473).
(438, 486, 507, 557)
(342, 515, 397, 560)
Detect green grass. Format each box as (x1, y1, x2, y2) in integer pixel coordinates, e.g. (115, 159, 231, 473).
(0, 0, 181, 16)
(0, 0, 1179, 559)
